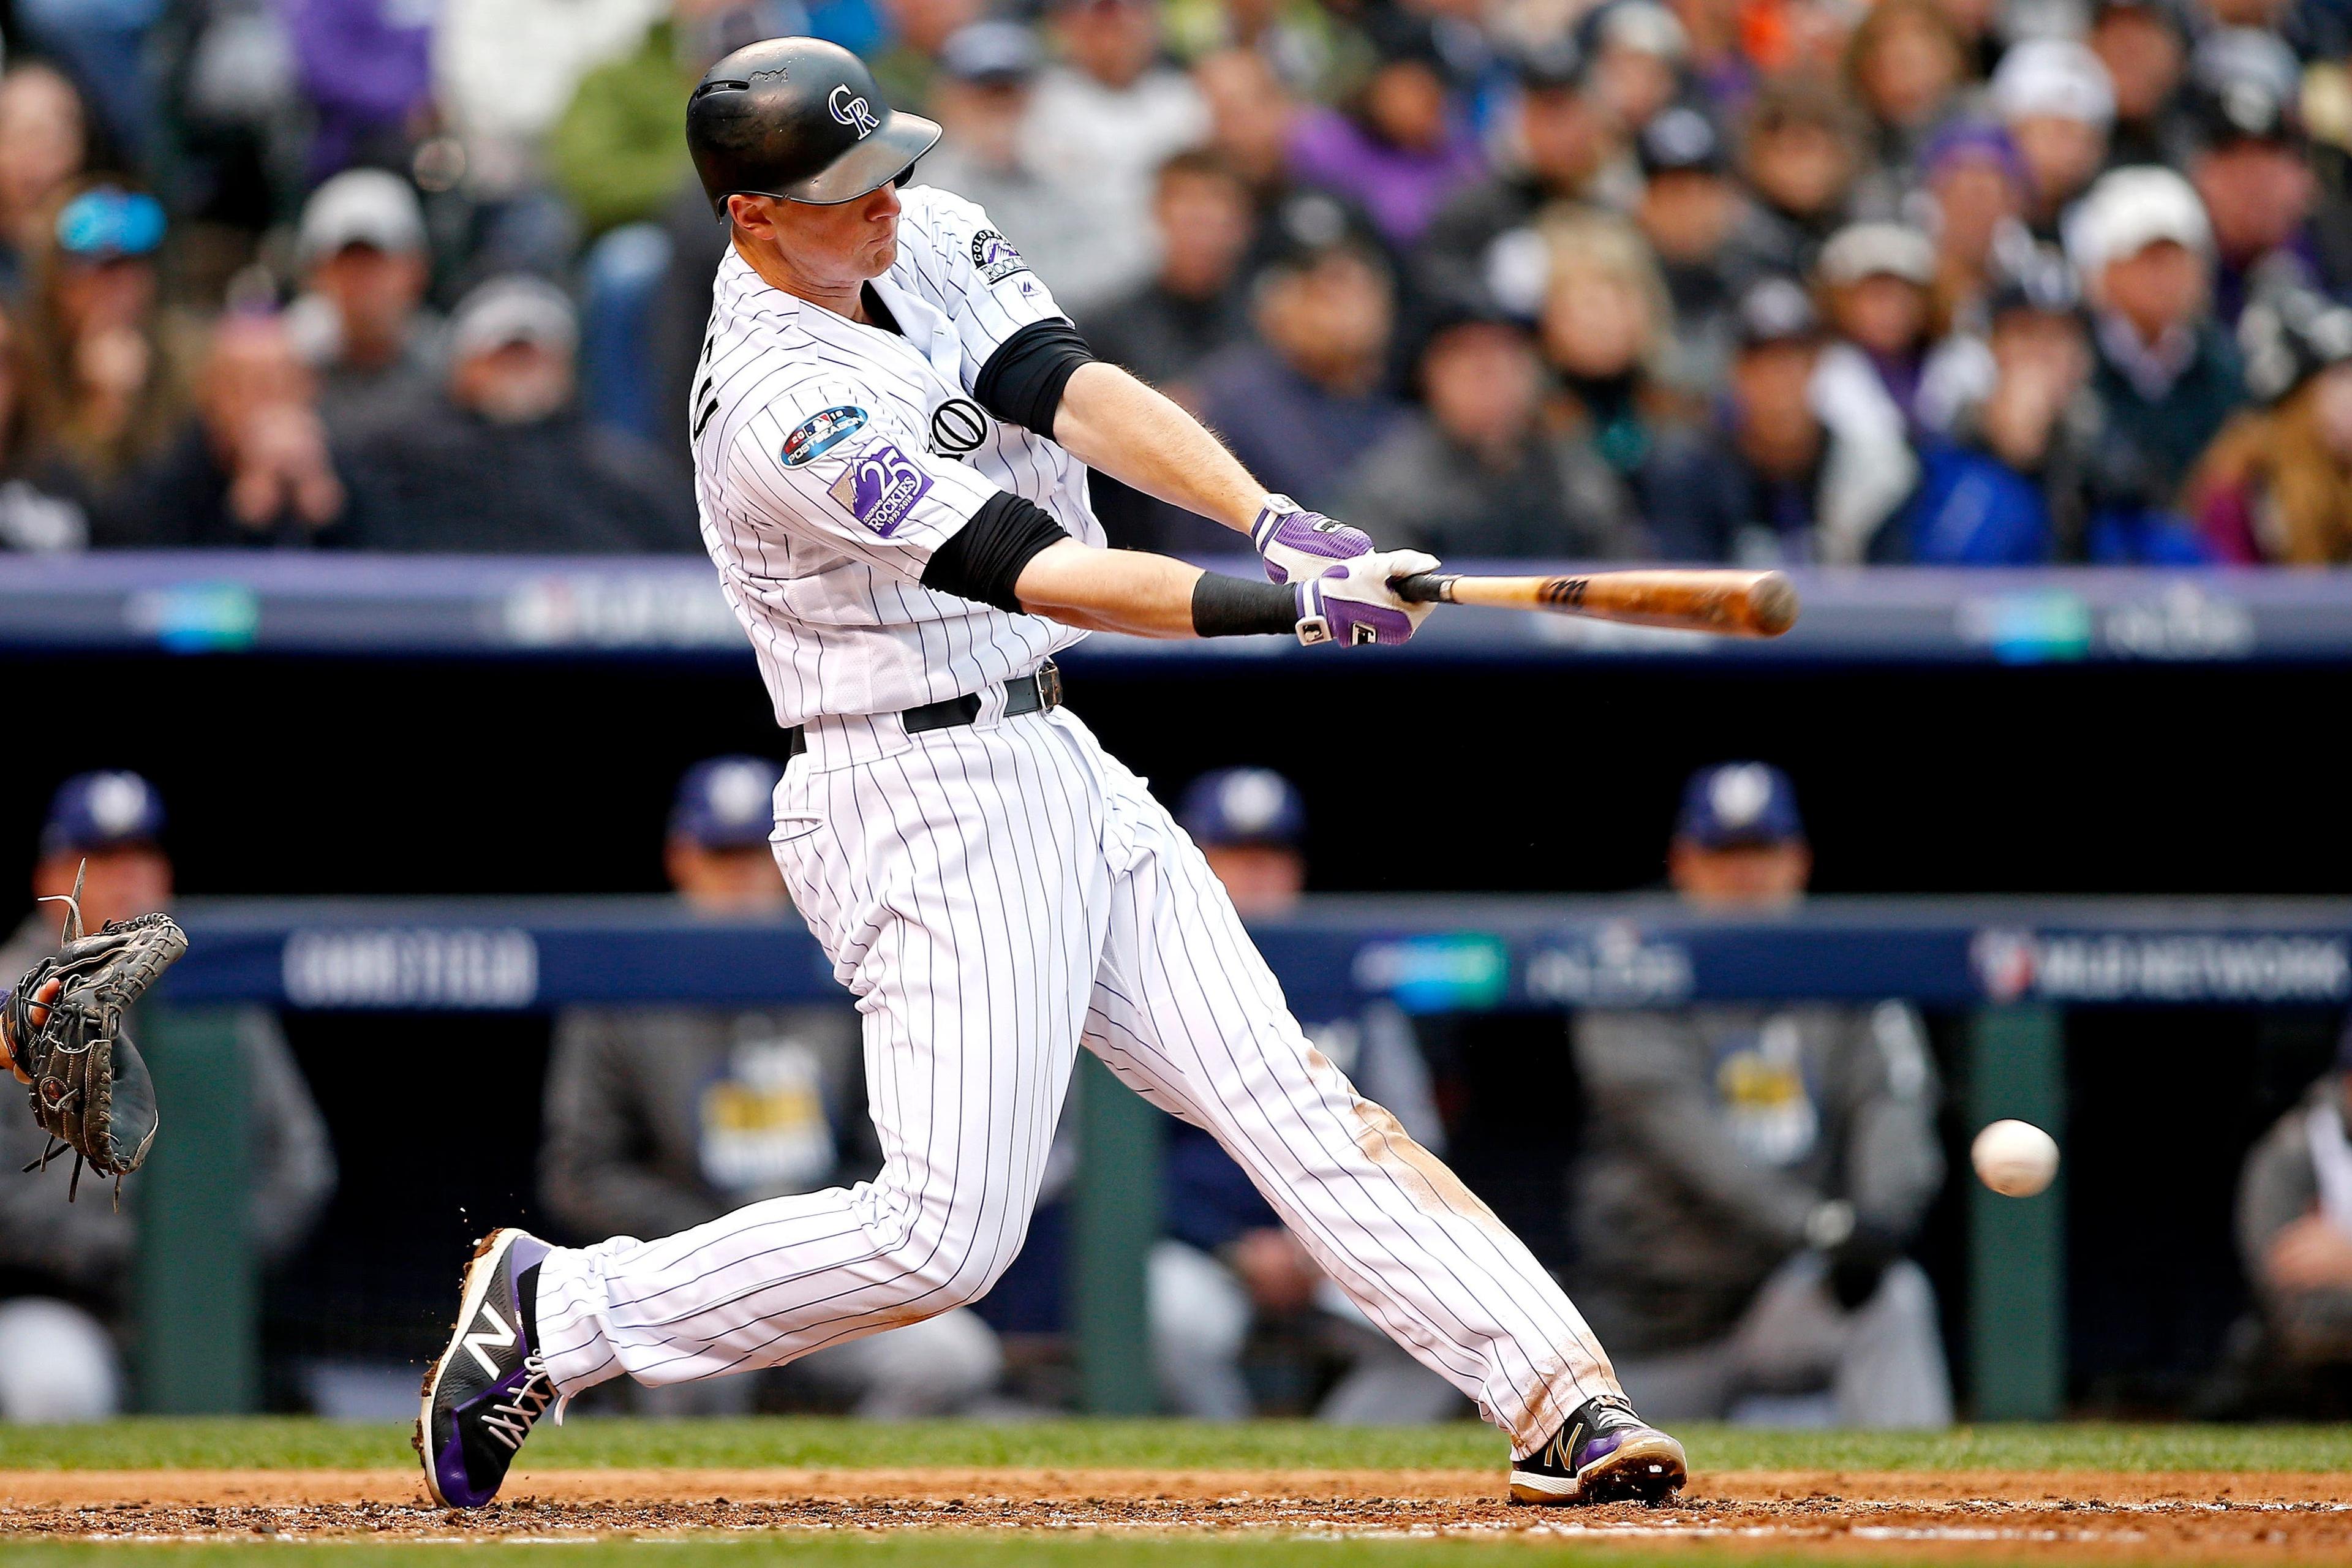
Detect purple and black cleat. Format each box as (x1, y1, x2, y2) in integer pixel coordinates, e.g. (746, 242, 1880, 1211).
(415, 1227, 557, 1509)
(1508, 1394, 1687, 1506)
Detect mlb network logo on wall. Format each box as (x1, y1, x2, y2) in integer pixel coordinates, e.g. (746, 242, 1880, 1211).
(1972, 928, 2352, 1003)
(1523, 922, 1695, 1007)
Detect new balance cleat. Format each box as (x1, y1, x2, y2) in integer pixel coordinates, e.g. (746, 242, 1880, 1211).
(415, 1228, 556, 1509)
(1509, 1395, 1687, 1505)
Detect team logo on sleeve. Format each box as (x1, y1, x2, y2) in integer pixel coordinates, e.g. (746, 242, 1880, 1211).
(828, 443, 932, 537)
(970, 230, 1028, 284)
(780, 405, 868, 467)
(929, 397, 989, 457)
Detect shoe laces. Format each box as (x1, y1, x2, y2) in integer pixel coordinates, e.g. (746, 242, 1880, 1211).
(481, 1352, 554, 1451)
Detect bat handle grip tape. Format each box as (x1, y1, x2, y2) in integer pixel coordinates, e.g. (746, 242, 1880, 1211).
(1392, 573, 1455, 605)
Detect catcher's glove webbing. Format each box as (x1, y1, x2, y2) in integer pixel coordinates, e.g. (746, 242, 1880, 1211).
(3, 869, 179, 1204)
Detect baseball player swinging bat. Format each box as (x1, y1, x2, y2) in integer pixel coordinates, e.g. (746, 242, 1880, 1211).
(1393, 568, 1799, 638)
(418, 36, 1698, 1519)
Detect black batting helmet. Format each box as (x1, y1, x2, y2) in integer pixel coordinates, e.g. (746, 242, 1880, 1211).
(686, 38, 941, 216)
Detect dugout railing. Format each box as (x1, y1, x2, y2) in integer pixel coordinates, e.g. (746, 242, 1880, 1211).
(134, 894, 2352, 1419)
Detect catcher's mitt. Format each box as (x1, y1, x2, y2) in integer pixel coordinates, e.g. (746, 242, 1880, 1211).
(2, 867, 181, 1204)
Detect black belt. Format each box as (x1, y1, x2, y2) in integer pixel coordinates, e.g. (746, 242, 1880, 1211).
(785, 660, 1061, 758)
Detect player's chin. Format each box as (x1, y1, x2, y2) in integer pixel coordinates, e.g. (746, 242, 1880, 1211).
(865, 236, 899, 275)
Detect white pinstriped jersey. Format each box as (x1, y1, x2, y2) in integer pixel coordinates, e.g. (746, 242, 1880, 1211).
(688, 186, 1107, 728)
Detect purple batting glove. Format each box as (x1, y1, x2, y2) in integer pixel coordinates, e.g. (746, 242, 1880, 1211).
(1253, 494, 1374, 585)
(1292, 549, 1442, 647)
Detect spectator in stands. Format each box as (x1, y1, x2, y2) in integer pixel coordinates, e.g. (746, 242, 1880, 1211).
(285, 170, 442, 445)
(919, 22, 1098, 303)
(1843, 0, 1972, 175)
(1024, 0, 1210, 318)
(0, 63, 91, 304)
(549, 0, 786, 236)
(9, 0, 162, 157)
(1917, 121, 2032, 341)
(1817, 221, 1937, 434)
(2066, 165, 2244, 554)
(1634, 105, 1767, 401)
(354, 274, 698, 552)
(2186, 31, 2328, 326)
(1992, 39, 2114, 239)
(1152, 768, 1460, 1425)
(434, 0, 679, 206)
(99, 312, 355, 548)
(1286, 11, 1483, 249)
(1740, 79, 1866, 277)
(1183, 196, 1405, 550)
(1539, 210, 1688, 510)
(1192, 47, 1303, 216)
(1905, 260, 2101, 562)
(1584, 1, 1691, 138)
(871, 0, 984, 114)
(2090, 0, 2193, 168)
(541, 756, 1005, 1417)
(1085, 150, 1256, 394)
(1419, 43, 1616, 313)
(16, 184, 188, 495)
(287, 0, 439, 185)
(2211, 1018, 2352, 1416)
(1343, 300, 1644, 559)
(0, 771, 334, 1422)
(2191, 287, 2352, 564)
(1571, 763, 1951, 1429)
(0, 300, 93, 552)
(1646, 276, 1917, 562)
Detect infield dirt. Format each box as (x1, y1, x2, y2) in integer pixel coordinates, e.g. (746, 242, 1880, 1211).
(2, 1467, 2347, 1554)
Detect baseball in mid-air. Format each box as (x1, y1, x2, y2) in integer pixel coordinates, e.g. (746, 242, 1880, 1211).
(1972, 1119, 2060, 1197)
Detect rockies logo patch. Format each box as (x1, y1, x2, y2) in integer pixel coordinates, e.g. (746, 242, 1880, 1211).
(930, 398, 989, 457)
(971, 229, 1027, 284)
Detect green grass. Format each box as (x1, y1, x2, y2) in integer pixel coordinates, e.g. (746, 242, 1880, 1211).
(1, 1417, 2350, 1474)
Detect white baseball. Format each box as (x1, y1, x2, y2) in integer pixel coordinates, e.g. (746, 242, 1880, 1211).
(1971, 1119, 2060, 1197)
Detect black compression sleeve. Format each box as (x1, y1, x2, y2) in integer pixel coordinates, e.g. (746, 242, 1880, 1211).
(1191, 573, 1300, 638)
(972, 319, 1095, 433)
(921, 492, 1070, 612)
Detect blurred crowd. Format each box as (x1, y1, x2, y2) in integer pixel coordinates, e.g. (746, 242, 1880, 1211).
(6, 0, 2352, 564)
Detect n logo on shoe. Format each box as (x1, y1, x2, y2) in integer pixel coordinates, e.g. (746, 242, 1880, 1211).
(463, 1305, 516, 1376)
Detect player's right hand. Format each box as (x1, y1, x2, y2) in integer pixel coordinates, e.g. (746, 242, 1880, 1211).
(1294, 549, 1441, 646)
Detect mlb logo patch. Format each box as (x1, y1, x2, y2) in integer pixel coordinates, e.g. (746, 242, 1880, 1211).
(828, 443, 932, 537)
(781, 405, 868, 467)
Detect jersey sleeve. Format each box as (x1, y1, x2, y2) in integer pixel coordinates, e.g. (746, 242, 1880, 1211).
(727, 376, 1001, 584)
(897, 186, 1069, 395)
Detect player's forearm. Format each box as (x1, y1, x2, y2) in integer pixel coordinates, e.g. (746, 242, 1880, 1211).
(1012, 538, 1208, 638)
(1051, 362, 1265, 535)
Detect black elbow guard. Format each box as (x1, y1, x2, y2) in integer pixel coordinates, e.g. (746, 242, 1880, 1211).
(973, 319, 1095, 434)
(921, 492, 1070, 612)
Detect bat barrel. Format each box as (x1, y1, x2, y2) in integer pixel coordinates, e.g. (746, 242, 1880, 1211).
(1747, 571, 1798, 636)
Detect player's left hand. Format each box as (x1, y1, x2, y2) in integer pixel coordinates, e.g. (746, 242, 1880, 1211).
(1295, 548, 1441, 646)
(1253, 494, 1374, 585)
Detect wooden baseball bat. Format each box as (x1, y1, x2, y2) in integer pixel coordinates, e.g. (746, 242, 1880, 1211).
(1391, 568, 1798, 638)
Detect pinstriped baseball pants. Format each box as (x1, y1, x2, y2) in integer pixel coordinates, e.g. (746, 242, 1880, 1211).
(534, 701, 1621, 1452)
